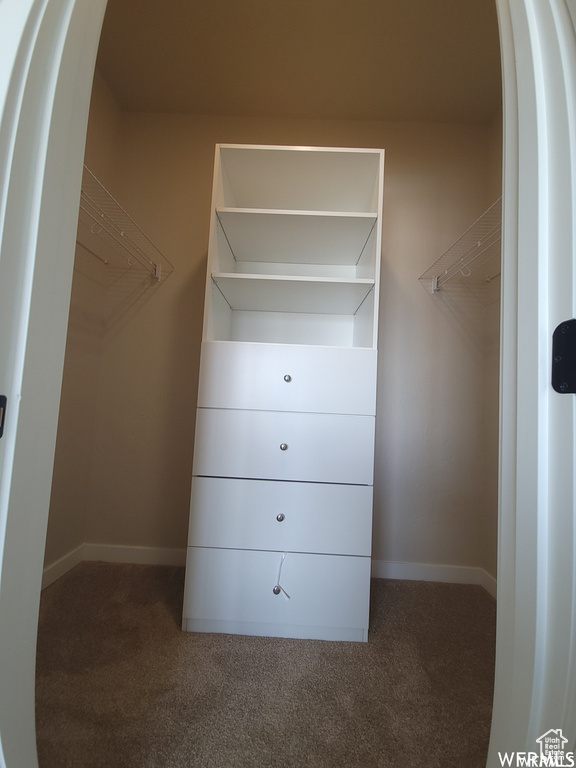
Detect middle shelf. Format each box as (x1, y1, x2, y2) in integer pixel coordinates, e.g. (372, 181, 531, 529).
(216, 208, 377, 268)
(212, 273, 375, 314)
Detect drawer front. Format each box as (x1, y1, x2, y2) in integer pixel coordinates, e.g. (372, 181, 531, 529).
(193, 408, 375, 485)
(197, 342, 377, 415)
(188, 477, 373, 556)
(183, 547, 370, 641)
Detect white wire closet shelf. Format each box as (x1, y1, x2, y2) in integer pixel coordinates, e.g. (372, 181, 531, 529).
(418, 197, 501, 293)
(76, 166, 174, 282)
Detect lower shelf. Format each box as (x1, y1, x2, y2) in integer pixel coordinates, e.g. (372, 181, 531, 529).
(182, 546, 371, 642)
(209, 280, 376, 348)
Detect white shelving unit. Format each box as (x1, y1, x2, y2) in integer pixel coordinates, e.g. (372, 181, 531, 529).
(418, 197, 501, 293)
(182, 144, 385, 642)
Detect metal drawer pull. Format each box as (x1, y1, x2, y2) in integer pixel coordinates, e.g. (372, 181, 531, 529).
(280, 443, 288, 451)
(273, 552, 290, 599)
(283, 374, 292, 382)
(276, 513, 285, 522)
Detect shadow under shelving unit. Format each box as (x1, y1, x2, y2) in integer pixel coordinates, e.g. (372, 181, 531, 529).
(76, 166, 174, 283)
(419, 197, 501, 294)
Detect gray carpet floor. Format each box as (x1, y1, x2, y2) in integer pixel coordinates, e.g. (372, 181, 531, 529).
(36, 563, 496, 768)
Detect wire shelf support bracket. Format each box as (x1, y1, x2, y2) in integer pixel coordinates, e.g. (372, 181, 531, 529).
(418, 198, 502, 294)
(76, 166, 174, 283)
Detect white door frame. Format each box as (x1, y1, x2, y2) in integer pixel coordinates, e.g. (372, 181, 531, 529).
(488, 0, 576, 761)
(0, 1, 107, 766)
(0, 1, 574, 766)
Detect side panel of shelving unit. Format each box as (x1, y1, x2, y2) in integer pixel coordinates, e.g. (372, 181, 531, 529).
(370, 150, 384, 349)
(354, 290, 376, 349)
(201, 146, 227, 344)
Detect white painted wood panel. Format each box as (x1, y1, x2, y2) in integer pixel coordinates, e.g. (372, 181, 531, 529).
(354, 286, 378, 348)
(227, 310, 357, 347)
(197, 342, 378, 414)
(182, 547, 371, 641)
(216, 209, 376, 267)
(188, 477, 373, 555)
(193, 408, 375, 485)
(212, 273, 374, 314)
(208, 287, 376, 348)
(233, 261, 358, 278)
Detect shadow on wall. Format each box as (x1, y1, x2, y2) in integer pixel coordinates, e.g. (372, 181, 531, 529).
(73, 244, 174, 336)
(423, 262, 500, 354)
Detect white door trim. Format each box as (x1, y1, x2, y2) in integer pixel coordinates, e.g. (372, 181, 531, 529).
(0, 1, 107, 766)
(488, 0, 576, 762)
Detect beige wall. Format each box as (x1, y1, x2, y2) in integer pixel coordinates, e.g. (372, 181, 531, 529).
(45, 71, 501, 577)
(44, 72, 122, 566)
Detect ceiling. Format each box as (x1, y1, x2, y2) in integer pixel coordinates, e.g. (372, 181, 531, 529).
(96, 0, 502, 124)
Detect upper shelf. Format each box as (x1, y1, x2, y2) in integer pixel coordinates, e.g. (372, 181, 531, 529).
(418, 197, 502, 293)
(218, 145, 382, 213)
(77, 166, 174, 282)
(216, 208, 377, 266)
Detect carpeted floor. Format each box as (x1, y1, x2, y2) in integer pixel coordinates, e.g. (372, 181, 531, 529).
(35, 563, 496, 768)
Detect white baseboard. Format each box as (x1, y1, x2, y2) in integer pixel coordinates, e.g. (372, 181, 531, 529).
(476, 567, 498, 598)
(371, 559, 497, 598)
(44, 547, 497, 599)
(42, 543, 187, 589)
(82, 542, 187, 567)
(42, 544, 85, 590)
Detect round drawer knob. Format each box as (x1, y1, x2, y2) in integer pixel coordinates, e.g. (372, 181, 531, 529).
(280, 443, 288, 451)
(283, 374, 292, 383)
(273, 586, 281, 595)
(276, 513, 285, 522)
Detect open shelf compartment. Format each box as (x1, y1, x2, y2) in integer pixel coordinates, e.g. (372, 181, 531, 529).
(218, 145, 382, 213)
(216, 208, 377, 268)
(212, 273, 374, 314)
(207, 281, 376, 348)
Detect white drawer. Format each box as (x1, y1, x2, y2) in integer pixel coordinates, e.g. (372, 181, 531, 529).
(197, 342, 377, 415)
(188, 477, 373, 556)
(193, 408, 375, 485)
(182, 547, 370, 642)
